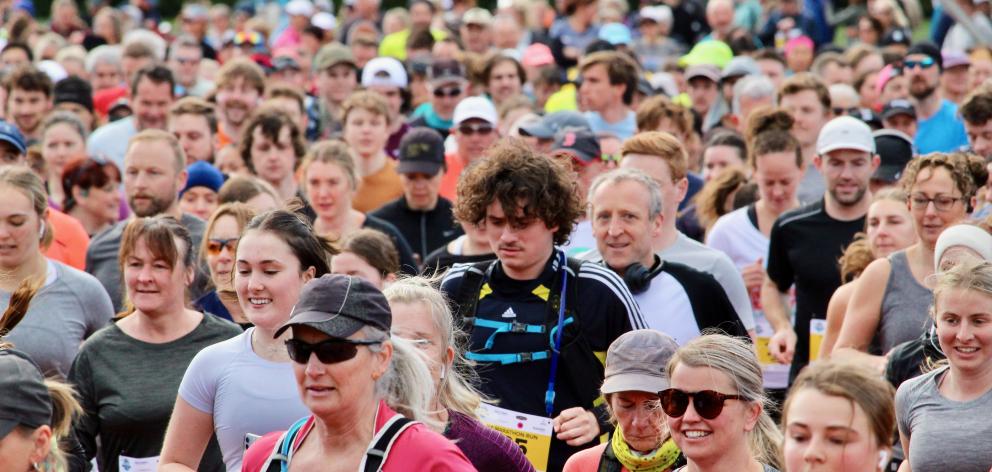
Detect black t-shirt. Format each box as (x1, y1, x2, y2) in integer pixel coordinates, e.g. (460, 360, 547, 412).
(766, 199, 864, 381)
(440, 249, 645, 471)
(369, 196, 463, 263)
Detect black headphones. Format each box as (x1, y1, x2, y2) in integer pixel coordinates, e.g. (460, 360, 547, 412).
(622, 258, 663, 295)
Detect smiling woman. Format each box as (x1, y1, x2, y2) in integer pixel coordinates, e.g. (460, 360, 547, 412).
(69, 216, 241, 472)
(896, 260, 992, 471)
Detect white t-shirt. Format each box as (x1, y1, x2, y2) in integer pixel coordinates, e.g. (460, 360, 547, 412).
(178, 328, 310, 471)
(706, 206, 769, 270)
(632, 271, 700, 345)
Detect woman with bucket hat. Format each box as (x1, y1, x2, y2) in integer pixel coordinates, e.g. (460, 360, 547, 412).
(563, 330, 684, 472)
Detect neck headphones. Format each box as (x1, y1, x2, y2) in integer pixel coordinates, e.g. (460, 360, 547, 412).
(622, 257, 663, 294)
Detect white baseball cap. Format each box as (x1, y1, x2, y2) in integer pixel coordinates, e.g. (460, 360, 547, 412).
(816, 116, 876, 155)
(312, 12, 337, 31)
(453, 96, 498, 126)
(286, 0, 315, 16)
(362, 57, 408, 88)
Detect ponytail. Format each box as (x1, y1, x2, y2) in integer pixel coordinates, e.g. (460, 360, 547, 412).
(37, 379, 83, 472)
(750, 414, 784, 470)
(0, 274, 45, 349)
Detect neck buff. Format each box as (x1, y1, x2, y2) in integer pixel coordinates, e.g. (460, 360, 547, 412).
(610, 426, 681, 472)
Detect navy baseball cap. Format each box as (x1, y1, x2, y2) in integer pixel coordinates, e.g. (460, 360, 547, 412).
(0, 121, 26, 155)
(274, 274, 392, 339)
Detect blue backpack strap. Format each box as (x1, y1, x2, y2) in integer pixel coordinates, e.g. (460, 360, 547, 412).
(261, 417, 310, 472)
(473, 318, 547, 349)
(465, 350, 550, 364)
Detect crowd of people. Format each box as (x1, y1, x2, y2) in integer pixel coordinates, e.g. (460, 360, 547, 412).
(2, 0, 992, 471)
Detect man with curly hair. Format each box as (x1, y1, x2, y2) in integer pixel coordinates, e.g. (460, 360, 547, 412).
(440, 139, 645, 472)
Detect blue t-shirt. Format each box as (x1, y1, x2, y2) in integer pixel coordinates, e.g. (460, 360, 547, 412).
(584, 110, 636, 140)
(915, 100, 969, 154)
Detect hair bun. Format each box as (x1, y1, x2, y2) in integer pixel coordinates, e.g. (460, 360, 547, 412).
(745, 108, 794, 142)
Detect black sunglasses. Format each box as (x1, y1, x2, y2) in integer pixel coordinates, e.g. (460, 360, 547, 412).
(457, 123, 494, 136)
(659, 388, 745, 420)
(285, 338, 381, 364)
(434, 87, 462, 98)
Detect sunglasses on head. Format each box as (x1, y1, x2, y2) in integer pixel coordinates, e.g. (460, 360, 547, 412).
(458, 123, 494, 136)
(285, 338, 382, 364)
(433, 87, 462, 98)
(206, 238, 238, 256)
(904, 57, 936, 70)
(659, 388, 745, 420)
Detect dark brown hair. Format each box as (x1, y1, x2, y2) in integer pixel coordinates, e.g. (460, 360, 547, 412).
(579, 51, 639, 105)
(239, 107, 306, 175)
(3, 65, 53, 97)
(745, 107, 802, 169)
(961, 88, 992, 126)
(61, 157, 121, 212)
(243, 208, 336, 276)
(454, 139, 582, 245)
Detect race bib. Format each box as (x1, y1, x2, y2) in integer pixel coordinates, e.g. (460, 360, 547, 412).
(809, 318, 827, 362)
(752, 313, 789, 389)
(477, 403, 554, 472)
(118, 455, 158, 472)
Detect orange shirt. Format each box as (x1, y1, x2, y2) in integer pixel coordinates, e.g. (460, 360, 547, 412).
(44, 209, 90, 270)
(439, 153, 468, 203)
(353, 158, 404, 213)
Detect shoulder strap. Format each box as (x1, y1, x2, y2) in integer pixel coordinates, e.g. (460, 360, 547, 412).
(361, 415, 418, 472)
(260, 417, 310, 472)
(451, 260, 497, 331)
(597, 439, 624, 472)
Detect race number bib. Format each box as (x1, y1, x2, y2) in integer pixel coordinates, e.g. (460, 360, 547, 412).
(477, 403, 554, 472)
(809, 318, 827, 362)
(753, 313, 789, 389)
(119, 455, 158, 472)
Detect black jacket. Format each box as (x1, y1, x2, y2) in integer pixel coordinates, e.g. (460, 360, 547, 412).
(370, 196, 463, 264)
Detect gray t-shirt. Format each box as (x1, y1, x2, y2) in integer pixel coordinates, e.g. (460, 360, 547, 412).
(580, 233, 755, 330)
(3, 260, 113, 377)
(896, 366, 992, 471)
(86, 214, 205, 313)
(796, 164, 825, 205)
(69, 314, 241, 472)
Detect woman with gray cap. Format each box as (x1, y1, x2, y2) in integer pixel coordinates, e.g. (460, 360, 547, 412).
(563, 329, 683, 472)
(241, 274, 475, 472)
(0, 346, 82, 471)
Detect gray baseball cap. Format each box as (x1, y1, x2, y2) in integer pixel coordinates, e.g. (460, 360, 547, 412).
(0, 350, 52, 439)
(274, 274, 392, 339)
(601, 330, 679, 394)
(518, 111, 591, 139)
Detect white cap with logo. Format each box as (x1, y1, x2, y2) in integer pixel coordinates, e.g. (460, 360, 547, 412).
(453, 96, 498, 126)
(816, 116, 876, 156)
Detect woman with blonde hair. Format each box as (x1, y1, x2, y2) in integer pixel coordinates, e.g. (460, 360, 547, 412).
(663, 334, 783, 472)
(192, 203, 256, 325)
(781, 362, 896, 471)
(300, 140, 417, 272)
(896, 260, 992, 470)
(385, 276, 533, 471)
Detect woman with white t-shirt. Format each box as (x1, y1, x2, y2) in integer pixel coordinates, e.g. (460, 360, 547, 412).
(158, 209, 337, 471)
(706, 109, 804, 301)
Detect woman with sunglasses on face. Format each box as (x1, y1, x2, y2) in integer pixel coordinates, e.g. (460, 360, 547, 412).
(301, 140, 418, 273)
(385, 277, 534, 472)
(242, 274, 475, 471)
(158, 210, 336, 472)
(191, 203, 256, 326)
(663, 334, 783, 472)
(819, 189, 918, 358)
(61, 157, 122, 237)
(896, 260, 992, 472)
(69, 216, 241, 472)
(781, 362, 896, 472)
(564, 330, 684, 472)
(833, 153, 986, 373)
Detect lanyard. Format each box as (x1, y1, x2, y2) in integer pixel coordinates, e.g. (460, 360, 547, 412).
(545, 251, 568, 417)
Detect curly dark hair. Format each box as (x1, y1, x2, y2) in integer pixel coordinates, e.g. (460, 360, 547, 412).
(239, 106, 306, 175)
(454, 139, 582, 245)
